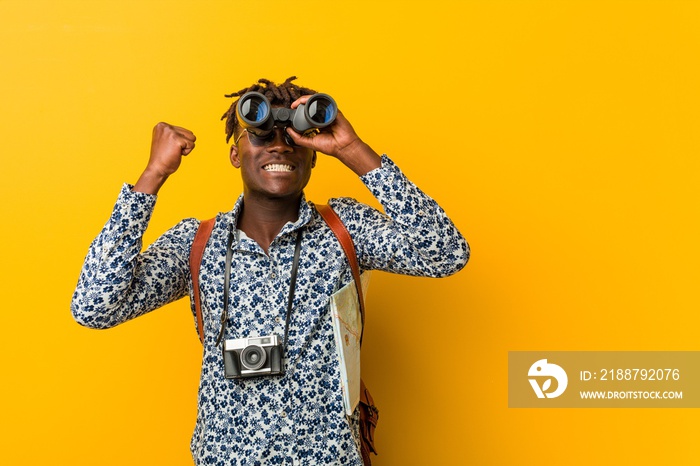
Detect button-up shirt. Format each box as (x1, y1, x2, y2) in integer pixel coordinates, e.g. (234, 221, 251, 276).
(72, 155, 469, 465)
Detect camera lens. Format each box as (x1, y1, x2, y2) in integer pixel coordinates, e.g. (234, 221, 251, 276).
(240, 345, 267, 371)
(237, 92, 271, 127)
(305, 94, 337, 127)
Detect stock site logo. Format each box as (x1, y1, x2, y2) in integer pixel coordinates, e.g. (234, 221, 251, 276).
(528, 359, 568, 398)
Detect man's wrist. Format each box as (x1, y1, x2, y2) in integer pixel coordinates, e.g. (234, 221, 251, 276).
(337, 139, 382, 176)
(133, 167, 169, 195)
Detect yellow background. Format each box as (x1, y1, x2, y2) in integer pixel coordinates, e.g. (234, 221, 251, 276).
(1, 0, 699, 464)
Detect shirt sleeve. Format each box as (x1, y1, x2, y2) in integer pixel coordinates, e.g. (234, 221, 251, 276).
(329, 155, 470, 278)
(71, 184, 197, 329)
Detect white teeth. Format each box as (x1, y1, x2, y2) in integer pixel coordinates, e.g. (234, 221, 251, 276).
(263, 164, 294, 172)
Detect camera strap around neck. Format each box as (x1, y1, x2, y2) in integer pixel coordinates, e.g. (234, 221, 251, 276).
(189, 205, 362, 347)
(217, 224, 303, 354)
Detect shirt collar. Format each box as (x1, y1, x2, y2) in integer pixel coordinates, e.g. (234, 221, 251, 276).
(223, 192, 315, 242)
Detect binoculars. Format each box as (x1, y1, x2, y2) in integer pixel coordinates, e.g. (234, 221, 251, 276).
(236, 91, 338, 137)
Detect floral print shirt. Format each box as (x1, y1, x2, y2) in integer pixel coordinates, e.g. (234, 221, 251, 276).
(71, 155, 469, 465)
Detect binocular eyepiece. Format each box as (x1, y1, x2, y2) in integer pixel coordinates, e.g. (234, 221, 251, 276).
(236, 91, 338, 137)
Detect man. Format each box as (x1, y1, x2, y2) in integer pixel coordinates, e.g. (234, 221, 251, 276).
(72, 77, 469, 465)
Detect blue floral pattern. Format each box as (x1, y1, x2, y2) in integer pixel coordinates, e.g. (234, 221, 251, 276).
(72, 155, 469, 465)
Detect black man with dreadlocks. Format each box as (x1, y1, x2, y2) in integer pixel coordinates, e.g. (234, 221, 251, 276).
(72, 77, 469, 465)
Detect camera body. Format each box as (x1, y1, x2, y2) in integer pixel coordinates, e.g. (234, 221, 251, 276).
(223, 334, 284, 379)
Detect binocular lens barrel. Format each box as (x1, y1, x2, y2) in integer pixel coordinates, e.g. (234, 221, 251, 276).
(305, 94, 337, 127)
(238, 92, 270, 126)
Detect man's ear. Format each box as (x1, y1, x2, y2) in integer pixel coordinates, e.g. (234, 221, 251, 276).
(230, 144, 241, 168)
(312, 151, 317, 168)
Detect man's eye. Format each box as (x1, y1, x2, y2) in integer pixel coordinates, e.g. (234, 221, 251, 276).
(249, 132, 275, 146)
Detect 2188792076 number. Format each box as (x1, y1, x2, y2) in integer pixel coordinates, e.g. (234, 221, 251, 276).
(600, 368, 680, 381)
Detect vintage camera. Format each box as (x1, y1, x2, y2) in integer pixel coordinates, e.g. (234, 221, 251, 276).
(223, 335, 284, 379)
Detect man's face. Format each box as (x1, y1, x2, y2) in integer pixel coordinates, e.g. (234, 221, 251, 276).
(230, 123, 316, 202)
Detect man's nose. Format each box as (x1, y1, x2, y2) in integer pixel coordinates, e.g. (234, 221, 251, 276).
(268, 127, 294, 150)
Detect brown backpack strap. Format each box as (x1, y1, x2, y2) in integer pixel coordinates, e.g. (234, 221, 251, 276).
(315, 204, 366, 344)
(189, 218, 216, 344)
(316, 204, 378, 462)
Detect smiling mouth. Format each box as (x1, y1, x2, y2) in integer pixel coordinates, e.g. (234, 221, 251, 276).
(263, 163, 295, 172)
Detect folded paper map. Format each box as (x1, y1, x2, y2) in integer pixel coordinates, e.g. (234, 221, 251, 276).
(329, 271, 371, 416)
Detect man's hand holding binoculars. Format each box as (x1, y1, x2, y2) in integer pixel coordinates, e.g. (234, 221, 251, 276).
(286, 95, 381, 177)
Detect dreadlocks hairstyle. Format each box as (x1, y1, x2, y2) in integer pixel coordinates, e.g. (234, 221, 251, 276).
(221, 76, 318, 144)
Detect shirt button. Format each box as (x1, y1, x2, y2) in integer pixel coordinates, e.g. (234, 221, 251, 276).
(280, 411, 287, 418)
(275, 316, 281, 324)
(270, 272, 277, 279)
(418, 209, 426, 216)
